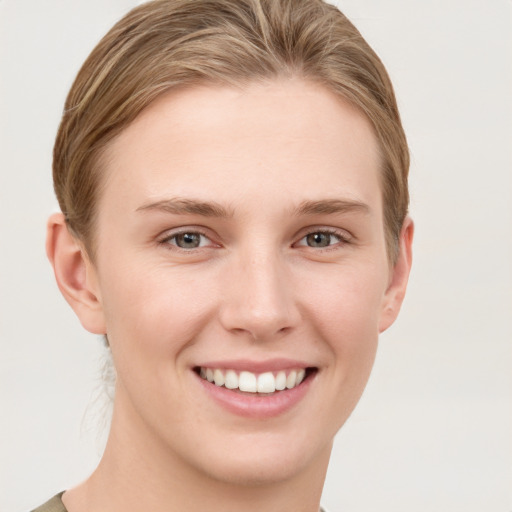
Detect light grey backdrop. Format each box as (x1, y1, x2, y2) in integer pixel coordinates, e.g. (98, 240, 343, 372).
(1, 1, 511, 511)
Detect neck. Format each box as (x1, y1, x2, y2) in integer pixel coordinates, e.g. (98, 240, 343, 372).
(63, 397, 331, 512)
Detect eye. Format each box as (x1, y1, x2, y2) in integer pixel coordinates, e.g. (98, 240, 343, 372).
(295, 229, 348, 249)
(162, 231, 212, 250)
(305, 232, 337, 248)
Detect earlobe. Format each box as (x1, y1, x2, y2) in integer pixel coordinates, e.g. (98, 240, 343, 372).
(379, 216, 414, 333)
(46, 213, 106, 334)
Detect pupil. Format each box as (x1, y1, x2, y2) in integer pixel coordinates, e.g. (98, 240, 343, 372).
(307, 232, 330, 247)
(177, 233, 200, 248)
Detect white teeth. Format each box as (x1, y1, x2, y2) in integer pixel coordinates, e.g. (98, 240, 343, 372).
(224, 369, 239, 389)
(213, 369, 225, 387)
(275, 371, 287, 391)
(239, 371, 257, 392)
(257, 372, 276, 393)
(286, 370, 297, 389)
(198, 367, 309, 393)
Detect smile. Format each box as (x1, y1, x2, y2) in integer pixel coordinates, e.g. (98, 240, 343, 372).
(194, 363, 317, 418)
(197, 367, 308, 394)
(199, 367, 306, 393)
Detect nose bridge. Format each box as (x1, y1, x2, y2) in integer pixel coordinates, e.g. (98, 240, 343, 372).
(219, 244, 300, 340)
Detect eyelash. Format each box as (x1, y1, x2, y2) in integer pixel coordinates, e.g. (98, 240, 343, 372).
(158, 227, 352, 252)
(294, 228, 351, 251)
(159, 229, 214, 251)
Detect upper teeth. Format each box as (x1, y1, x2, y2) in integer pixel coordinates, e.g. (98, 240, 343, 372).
(199, 367, 306, 393)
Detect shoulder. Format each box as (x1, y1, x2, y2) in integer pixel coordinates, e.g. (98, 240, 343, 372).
(30, 493, 67, 512)
(30, 494, 328, 512)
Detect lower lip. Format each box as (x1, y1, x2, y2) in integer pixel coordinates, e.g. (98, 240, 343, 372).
(195, 372, 315, 419)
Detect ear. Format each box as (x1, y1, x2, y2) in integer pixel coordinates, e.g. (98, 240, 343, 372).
(379, 216, 414, 333)
(46, 213, 106, 334)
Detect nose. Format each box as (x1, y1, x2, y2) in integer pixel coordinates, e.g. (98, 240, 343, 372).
(218, 249, 301, 341)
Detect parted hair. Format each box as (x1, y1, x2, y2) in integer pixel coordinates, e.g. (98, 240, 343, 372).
(53, 0, 409, 261)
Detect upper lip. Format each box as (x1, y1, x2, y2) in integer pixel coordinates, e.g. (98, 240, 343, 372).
(194, 358, 315, 373)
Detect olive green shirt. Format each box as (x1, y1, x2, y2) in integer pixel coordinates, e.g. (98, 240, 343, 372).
(31, 493, 329, 511)
(31, 493, 66, 512)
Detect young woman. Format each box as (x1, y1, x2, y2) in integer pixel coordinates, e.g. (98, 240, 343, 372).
(35, 1, 413, 510)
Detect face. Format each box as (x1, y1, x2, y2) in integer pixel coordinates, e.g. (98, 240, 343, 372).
(79, 79, 409, 485)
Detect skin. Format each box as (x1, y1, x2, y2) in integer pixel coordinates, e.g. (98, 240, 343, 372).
(47, 78, 413, 512)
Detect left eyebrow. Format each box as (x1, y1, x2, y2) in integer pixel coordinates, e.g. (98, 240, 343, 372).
(292, 199, 371, 216)
(136, 197, 233, 218)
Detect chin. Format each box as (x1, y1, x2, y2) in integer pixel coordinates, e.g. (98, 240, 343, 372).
(185, 429, 333, 487)
(199, 455, 308, 487)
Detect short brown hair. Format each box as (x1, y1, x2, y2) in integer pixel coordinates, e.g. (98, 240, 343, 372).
(53, 0, 409, 261)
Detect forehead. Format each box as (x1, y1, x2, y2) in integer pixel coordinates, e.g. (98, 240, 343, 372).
(100, 79, 382, 217)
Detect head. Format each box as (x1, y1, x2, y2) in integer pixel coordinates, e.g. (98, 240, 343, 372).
(47, 0, 412, 491)
(53, 0, 409, 263)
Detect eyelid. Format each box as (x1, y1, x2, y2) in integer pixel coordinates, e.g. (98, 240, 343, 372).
(155, 225, 352, 251)
(157, 226, 219, 250)
(293, 226, 353, 248)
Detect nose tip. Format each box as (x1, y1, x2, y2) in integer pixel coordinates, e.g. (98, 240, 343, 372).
(227, 303, 297, 340)
(218, 256, 300, 341)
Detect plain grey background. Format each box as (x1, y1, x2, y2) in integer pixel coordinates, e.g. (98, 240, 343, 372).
(1, 1, 511, 511)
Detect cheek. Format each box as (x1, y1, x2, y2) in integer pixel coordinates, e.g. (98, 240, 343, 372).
(303, 262, 387, 347)
(98, 259, 217, 358)
(295, 265, 385, 435)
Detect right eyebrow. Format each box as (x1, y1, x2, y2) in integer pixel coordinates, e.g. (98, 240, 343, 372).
(292, 198, 371, 216)
(136, 197, 233, 218)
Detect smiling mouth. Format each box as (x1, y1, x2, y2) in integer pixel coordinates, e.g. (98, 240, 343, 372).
(194, 367, 317, 394)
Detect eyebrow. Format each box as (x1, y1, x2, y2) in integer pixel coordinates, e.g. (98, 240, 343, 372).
(136, 197, 369, 219)
(292, 199, 370, 216)
(136, 198, 233, 218)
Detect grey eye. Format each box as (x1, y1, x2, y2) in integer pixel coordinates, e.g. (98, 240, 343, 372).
(174, 233, 202, 249)
(305, 232, 333, 248)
